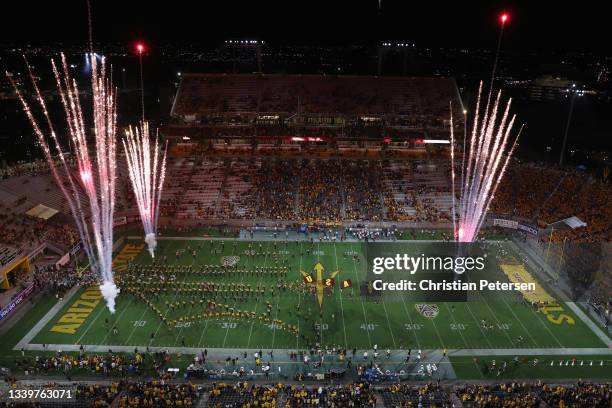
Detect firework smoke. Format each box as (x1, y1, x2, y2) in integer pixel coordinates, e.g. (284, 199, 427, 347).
(7, 53, 120, 313)
(451, 81, 523, 242)
(122, 122, 167, 258)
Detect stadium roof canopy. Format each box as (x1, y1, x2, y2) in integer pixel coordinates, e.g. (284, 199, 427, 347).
(25, 204, 59, 220)
(560, 216, 587, 229)
(171, 73, 462, 117)
(548, 215, 588, 230)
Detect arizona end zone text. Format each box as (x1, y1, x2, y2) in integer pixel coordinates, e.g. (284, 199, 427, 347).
(372, 279, 536, 292)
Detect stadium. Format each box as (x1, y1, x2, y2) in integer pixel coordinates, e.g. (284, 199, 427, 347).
(0, 3, 611, 408)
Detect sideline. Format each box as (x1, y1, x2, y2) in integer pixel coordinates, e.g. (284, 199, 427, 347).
(14, 286, 81, 350)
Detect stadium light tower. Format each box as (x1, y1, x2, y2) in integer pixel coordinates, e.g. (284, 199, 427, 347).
(559, 85, 584, 167)
(135, 42, 146, 121)
(489, 11, 510, 93)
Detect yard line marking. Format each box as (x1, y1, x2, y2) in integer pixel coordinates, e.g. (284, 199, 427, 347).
(245, 241, 270, 348)
(381, 300, 397, 349)
(77, 248, 141, 346)
(197, 241, 243, 348)
(184, 241, 235, 348)
(100, 295, 135, 345)
(295, 241, 304, 349)
(473, 289, 517, 347)
(271, 242, 291, 349)
(100, 245, 156, 347)
(422, 302, 446, 348)
(138, 241, 194, 347)
(221, 240, 254, 348)
(332, 242, 349, 350)
(398, 290, 421, 349)
(524, 301, 565, 348)
(75, 295, 107, 345)
(500, 295, 539, 347)
(463, 303, 494, 349)
(443, 303, 471, 350)
(505, 241, 565, 347)
(349, 242, 372, 348)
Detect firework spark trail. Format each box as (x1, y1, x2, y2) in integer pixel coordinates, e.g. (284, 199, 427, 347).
(451, 81, 522, 242)
(7, 53, 120, 313)
(122, 121, 167, 258)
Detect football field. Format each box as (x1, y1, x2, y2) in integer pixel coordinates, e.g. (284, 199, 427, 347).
(21, 237, 609, 353)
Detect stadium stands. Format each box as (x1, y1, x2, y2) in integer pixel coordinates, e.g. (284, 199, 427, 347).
(171, 74, 459, 117)
(1, 380, 609, 407)
(2, 156, 610, 241)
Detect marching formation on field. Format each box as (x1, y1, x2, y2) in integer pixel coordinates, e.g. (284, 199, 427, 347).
(115, 239, 347, 348)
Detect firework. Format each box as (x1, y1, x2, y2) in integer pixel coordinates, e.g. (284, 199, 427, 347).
(451, 81, 523, 242)
(122, 121, 167, 258)
(7, 53, 120, 313)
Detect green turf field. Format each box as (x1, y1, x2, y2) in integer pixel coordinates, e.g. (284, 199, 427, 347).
(26, 237, 608, 352)
(450, 355, 612, 380)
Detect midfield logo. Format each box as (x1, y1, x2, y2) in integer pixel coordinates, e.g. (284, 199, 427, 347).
(415, 304, 439, 319)
(301, 262, 339, 308)
(221, 256, 240, 266)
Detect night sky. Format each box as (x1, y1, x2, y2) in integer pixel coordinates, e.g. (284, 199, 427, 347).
(1, 1, 608, 52)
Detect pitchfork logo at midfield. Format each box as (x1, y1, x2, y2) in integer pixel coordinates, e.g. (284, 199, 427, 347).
(301, 262, 339, 308)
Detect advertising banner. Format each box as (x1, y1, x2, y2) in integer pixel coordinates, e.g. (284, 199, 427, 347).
(0, 283, 35, 321)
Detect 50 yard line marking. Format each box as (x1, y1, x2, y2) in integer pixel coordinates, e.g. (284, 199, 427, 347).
(244, 241, 270, 348)
(399, 287, 421, 349)
(221, 240, 255, 348)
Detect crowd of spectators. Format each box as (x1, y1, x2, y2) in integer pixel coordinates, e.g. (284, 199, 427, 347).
(13, 349, 176, 379)
(1, 155, 609, 243)
(31, 262, 97, 298)
(298, 159, 344, 223)
(382, 383, 450, 407)
(457, 382, 540, 407)
(283, 383, 377, 407)
(2, 379, 609, 407)
(456, 381, 611, 408)
(491, 162, 611, 242)
(117, 380, 202, 407)
(0, 159, 51, 179)
(0, 213, 78, 253)
(253, 160, 299, 220)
